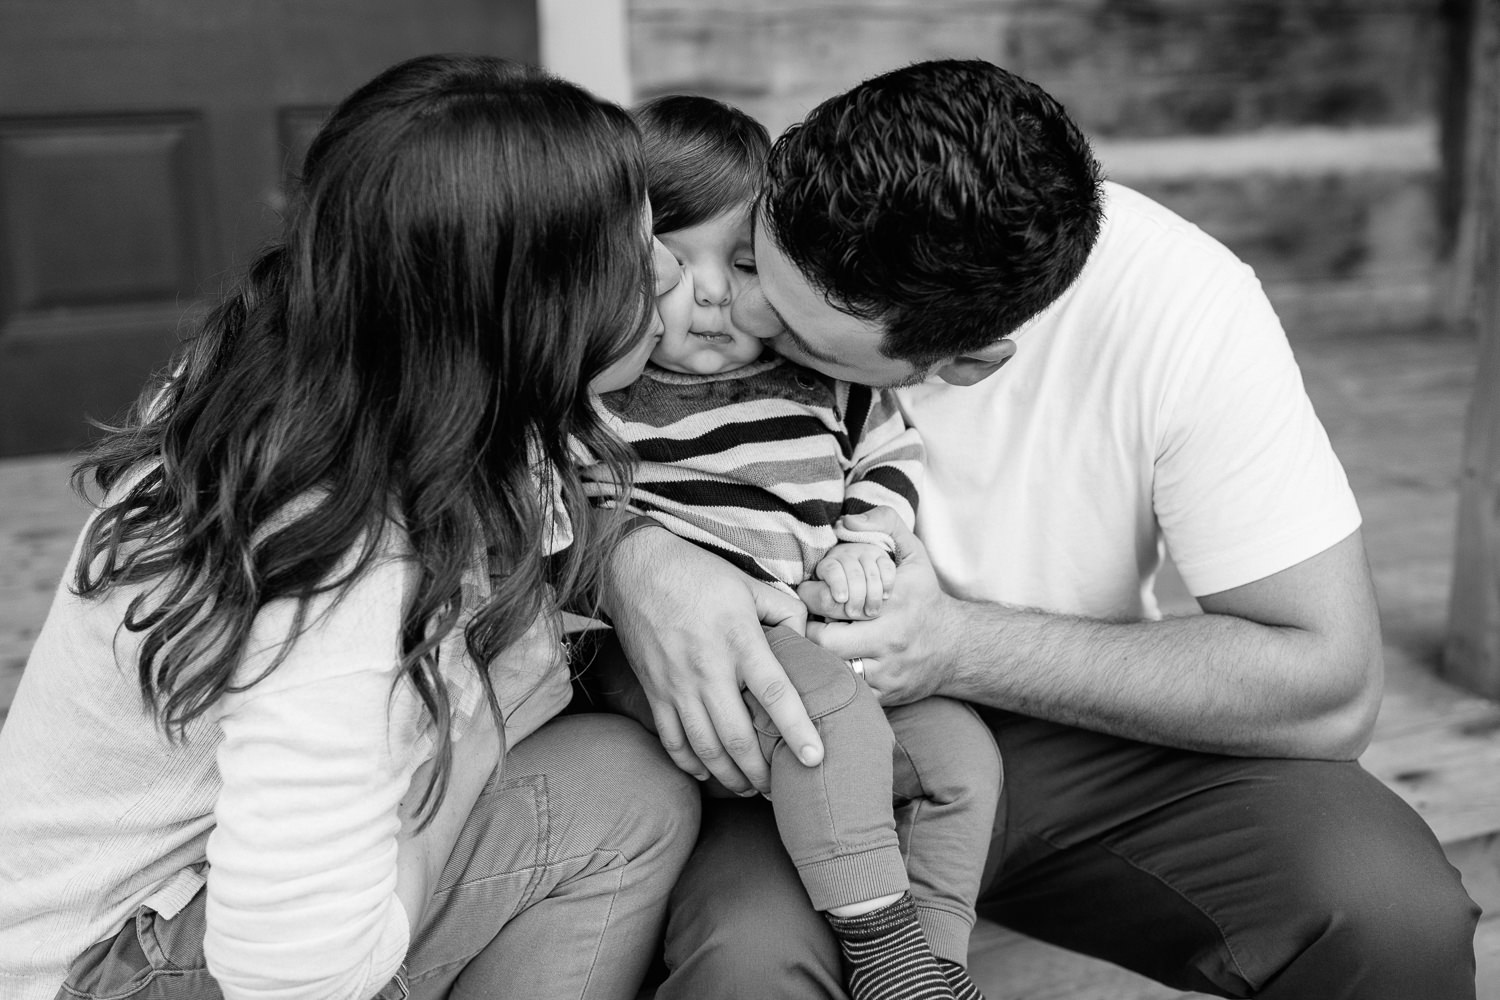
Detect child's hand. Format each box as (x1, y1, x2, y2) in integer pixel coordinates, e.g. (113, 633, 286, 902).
(812, 542, 896, 620)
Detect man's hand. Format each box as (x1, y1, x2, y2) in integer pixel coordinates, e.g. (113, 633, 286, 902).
(601, 524, 824, 794)
(806, 510, 1384, 759)
(799, 508, 959, 705)
(812, 540, 897, 619)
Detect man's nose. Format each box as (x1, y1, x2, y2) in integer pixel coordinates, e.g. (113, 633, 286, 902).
(730, 282, 782, 339)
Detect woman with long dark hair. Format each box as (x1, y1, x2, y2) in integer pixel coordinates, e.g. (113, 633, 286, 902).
(0, 54, 697, 1000)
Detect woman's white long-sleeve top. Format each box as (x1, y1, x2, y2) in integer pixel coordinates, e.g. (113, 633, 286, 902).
(0, 518, 571, 1000)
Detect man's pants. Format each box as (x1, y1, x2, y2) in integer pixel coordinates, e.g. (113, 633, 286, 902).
(60, 714, 700, 1000)
(655, 709, 1480, 1000)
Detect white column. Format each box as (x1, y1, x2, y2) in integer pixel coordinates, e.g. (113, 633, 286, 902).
(537, 0, 633, 104)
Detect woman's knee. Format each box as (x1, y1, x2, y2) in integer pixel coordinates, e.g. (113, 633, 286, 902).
(514, 713, 701, 857)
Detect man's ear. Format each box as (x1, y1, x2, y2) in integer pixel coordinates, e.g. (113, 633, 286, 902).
(935, 338, 1016, 386)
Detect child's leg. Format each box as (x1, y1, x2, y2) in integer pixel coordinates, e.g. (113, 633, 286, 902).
(753, 625, 908, 910)
(755, 625, 956, 1000)
(887, 698, 1002, 970)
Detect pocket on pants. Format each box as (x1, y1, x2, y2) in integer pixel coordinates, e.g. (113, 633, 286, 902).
(58, 891, 215, 1000)
(58, 881, 412, 1000)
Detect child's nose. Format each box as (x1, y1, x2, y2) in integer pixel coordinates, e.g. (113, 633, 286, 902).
(694, 269, 731, 307)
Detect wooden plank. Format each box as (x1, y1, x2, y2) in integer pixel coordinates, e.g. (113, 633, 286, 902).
(1360, 706, 1500, 847)
(1480, 913, 1500, 1000)
(1445, 0, 1500, 698)
(1373, 643, 1499, 741)
(0, 454, 86, 725)
(1447, 833, 1500, 920)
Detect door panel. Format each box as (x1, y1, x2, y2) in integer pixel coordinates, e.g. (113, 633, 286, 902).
(0, 0, 538, 456)
(1, 116, 212, 310)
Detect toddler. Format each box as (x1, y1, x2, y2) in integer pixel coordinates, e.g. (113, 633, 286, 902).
(584, 95, 1000, 1000)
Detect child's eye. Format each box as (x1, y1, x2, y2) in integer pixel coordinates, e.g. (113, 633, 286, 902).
(734, 259, 758, 275)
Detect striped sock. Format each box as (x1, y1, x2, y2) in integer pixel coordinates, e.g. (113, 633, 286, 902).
(939, 958, 986, 1000)
(825, 892, 957, 1000)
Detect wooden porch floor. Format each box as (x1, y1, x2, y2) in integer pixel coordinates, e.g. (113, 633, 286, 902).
(1, 322, 1497, 997)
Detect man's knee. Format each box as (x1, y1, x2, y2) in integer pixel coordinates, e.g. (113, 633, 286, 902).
(665, 897, 843, 999)
(1238, 772, 1480, 995)
(661, 798, 845, 999)
(1290, 840, 1478, 979)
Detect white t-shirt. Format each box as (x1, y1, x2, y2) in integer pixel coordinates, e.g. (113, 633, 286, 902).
(897, 182, 1361, 621)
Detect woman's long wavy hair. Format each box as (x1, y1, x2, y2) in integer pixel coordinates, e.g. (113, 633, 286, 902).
(71, 53, 649, 818)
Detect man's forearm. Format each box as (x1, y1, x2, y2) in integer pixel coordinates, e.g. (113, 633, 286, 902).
(938, 598, 1381, 760)
(592, 510, 664, 624)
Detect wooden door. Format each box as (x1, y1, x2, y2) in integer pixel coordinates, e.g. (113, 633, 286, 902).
(0, 0, 537, 457)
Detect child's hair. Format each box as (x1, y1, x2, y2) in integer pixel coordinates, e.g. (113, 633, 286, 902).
(634, 94, 771, 233)
(71, 53, 649, 819)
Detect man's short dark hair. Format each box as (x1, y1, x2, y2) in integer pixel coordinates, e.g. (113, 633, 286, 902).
(763, 59, 1104, 365)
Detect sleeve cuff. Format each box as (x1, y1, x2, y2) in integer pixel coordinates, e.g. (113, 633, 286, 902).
(613, 513, 663, 547)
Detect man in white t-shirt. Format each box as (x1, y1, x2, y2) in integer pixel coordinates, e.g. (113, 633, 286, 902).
(600, 60, 1478, 998)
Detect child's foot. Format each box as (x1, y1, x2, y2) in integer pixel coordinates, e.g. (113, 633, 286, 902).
(826, 891, 957, 1000)
(939, 958, 986, 1000)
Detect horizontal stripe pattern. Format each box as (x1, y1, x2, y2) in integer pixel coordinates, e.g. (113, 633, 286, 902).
(586, 358, 921, 592)
(829, 892, 958, 1000)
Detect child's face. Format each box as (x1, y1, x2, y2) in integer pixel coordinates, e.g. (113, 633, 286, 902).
(649, 201, 770, 376)
(591, 205, 695, 394)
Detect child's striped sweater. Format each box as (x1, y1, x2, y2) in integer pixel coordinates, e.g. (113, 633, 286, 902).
(586, 355, 922, 594)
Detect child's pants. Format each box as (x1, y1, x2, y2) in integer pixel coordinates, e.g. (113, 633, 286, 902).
(751, 625, 1001, 965)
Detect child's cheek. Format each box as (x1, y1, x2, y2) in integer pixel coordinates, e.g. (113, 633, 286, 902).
(659, 268, 696, 339)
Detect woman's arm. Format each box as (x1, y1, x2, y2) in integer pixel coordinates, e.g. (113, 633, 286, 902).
(394, 702, 501, 932)
(206, 557, 443, 1000)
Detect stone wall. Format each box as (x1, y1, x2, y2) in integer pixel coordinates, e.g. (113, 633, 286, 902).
(627, 0, 1454, 335)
